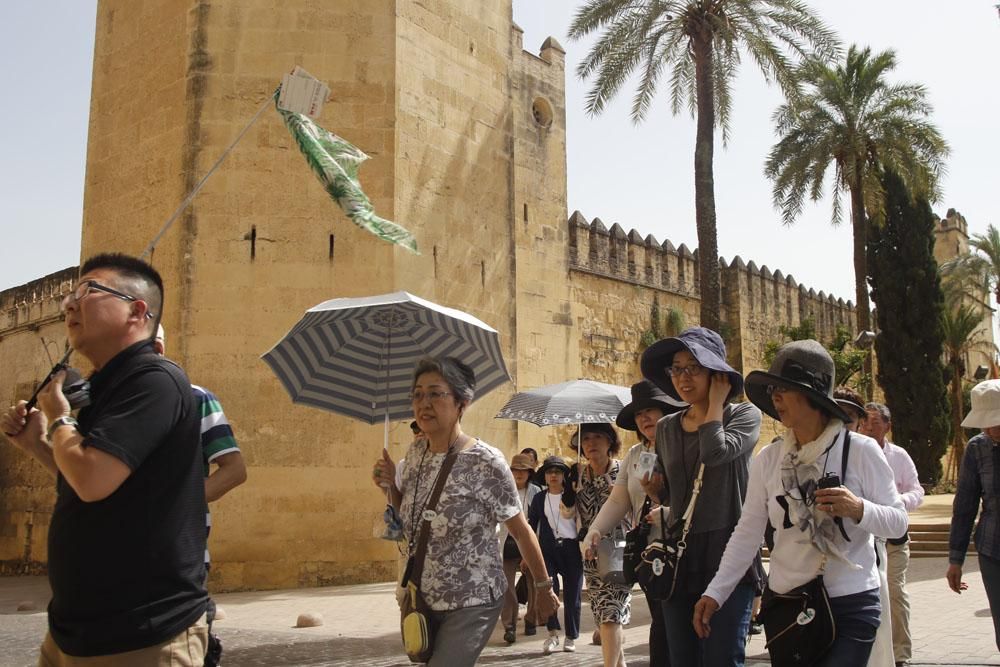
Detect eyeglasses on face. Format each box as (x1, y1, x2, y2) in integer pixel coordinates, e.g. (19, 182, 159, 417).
(666, 363, 706, 378)
(766, 385, 790, 397)
(409, 390, 453, 403)
(64, 280, 156, 319)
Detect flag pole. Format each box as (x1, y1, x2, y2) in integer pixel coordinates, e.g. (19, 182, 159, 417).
(141, 89, 278, 259)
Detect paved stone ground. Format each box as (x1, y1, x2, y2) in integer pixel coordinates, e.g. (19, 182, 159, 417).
(1, 555, 997, 666)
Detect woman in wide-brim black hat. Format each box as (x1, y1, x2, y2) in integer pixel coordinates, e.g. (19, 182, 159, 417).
(637, 327, 764, 665)
(583, 380, 683, 665)
(692, 339, 907, 667)
(527, 455, 584, 651)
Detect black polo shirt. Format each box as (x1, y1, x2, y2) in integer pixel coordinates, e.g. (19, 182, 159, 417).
(47, 340, 208, 656)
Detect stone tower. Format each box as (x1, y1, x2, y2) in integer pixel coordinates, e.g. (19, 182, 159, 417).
(78, 0, 569, 589)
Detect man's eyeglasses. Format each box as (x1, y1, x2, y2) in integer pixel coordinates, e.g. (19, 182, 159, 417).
(64, 280, 155, 319)
(409, 390, 453, 403)
(666, 364, 705, 378)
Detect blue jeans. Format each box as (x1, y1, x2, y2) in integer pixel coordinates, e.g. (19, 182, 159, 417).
(816, 589, 879, 666)
(979, 553, 1000, 652)
(543, 539, 583, 639)
(662, 583, 753, 666)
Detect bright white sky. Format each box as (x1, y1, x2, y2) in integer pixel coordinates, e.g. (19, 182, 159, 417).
(1, 1, 998, 304)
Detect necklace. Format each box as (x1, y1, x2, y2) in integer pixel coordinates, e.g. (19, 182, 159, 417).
(407, 432, 463, 552)
(546, 491, 562, 539)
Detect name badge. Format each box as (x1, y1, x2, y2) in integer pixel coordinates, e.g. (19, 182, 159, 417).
(422, 509, 437, 521)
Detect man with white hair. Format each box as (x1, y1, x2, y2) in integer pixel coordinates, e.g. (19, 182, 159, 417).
(861, 402, 924, 667)
(949, 379, 1000, 653)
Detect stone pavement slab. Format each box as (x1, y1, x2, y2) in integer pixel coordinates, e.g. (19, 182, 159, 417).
(1, 554, 997, 666)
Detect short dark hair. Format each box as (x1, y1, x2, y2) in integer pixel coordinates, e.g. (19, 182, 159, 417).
(576, 422, 621, 457)
(520, 447, 538, 462)
(409, 420, 421, 434)
(411, 356, 476, 404)
(80, 253, 164, 333)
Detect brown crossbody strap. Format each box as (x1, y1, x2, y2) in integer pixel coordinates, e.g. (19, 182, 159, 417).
(408, 449, 460, 587)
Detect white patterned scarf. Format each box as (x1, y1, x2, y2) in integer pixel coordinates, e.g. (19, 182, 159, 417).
(778, 418, 859, 569)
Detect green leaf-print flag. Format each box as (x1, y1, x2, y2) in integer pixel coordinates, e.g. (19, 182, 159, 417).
(278, 104, 418, 254)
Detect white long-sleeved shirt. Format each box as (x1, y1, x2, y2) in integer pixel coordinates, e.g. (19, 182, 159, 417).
(703, 431, 908, 604)
(881, 440, 924, 512)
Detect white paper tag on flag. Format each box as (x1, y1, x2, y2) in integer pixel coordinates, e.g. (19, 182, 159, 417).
(278, 66, 330, 119)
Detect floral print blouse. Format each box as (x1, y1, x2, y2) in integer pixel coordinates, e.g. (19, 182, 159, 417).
(399, 439, 521, 611)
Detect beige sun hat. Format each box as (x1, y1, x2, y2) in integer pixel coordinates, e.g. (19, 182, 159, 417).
(961, 380, 1000, 428)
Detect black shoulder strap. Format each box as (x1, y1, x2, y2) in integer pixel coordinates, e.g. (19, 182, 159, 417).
(841, 429, 852, 486)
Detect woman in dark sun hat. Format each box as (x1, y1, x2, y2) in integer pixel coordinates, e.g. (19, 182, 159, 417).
(693, 339, 906, 667)
(638, 327, 763, 666)
(584, 380, 684, 665)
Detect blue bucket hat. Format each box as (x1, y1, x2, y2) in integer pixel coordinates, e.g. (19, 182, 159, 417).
(640, 327, 743, 402)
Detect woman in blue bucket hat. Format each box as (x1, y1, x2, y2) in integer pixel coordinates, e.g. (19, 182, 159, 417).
(639, 327, 763, 666)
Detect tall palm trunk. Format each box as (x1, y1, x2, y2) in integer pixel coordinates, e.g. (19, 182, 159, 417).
(692, 35, 721, 331)
(949, 362, 965, 482)
(849, 175, 873, 398)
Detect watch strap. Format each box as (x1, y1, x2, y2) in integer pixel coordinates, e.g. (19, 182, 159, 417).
(47, 416, 78, 440)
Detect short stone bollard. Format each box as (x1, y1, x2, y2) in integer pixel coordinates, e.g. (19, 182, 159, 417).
(213, 606, 227, 621)
(16, 601, 36, 612)
(295, 612, 323, 628)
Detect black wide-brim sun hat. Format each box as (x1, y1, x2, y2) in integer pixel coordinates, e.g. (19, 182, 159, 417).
(744, 339, 850, 422)
(615, 379, 685, 431)
(640, 327, 743, 402)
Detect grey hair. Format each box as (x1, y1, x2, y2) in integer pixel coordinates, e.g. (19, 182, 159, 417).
(411, 356, 476, 404)
(865, 402, 891, 422)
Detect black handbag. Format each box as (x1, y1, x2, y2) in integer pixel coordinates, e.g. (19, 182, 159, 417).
(634, 463, 704, 601)
(758, 575, 835, 667)
(503, 534, 521, 560)
(622, 497, 652, 586)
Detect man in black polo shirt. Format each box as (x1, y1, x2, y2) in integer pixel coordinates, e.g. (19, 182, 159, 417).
(1, 253, 208, 665)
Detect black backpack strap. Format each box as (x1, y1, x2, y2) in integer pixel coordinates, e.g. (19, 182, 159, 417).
(834, 429, 851, 542)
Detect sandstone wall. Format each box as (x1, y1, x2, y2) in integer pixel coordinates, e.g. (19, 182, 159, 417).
(0, 269, 76, 573)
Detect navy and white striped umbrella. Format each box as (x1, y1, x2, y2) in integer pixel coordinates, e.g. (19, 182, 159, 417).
(262, 291, 511, 424)
(494, 379, 633, 426)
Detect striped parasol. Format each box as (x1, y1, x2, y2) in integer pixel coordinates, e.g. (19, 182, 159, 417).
(262, 291, 511, 424)
(495, 379, 633, 426)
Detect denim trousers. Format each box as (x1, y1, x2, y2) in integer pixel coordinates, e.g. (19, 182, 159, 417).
(815, 589, 879, 666)
(979, 552, 1000, 652)
(543, 539, 584, 639)
(662, 583, 753, 666)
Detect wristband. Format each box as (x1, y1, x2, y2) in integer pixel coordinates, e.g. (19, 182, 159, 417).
(47, 416, 79, 440)
(534, 577, 554, 590)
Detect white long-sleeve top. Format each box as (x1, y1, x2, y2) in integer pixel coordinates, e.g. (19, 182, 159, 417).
(881, 440, 925, 512)
(703, 430, 908, 604)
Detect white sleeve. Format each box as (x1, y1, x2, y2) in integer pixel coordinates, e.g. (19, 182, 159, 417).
(702, 448, 771, 605)
(856, 443, 909, 539)
(895, 449, 925, 511)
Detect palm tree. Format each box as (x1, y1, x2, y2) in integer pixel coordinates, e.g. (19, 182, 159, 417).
(568, 0, 839, 330)
(766, 45, 950, 340)
(942, 224, 1000, 308)
(941, 303, 993, 480)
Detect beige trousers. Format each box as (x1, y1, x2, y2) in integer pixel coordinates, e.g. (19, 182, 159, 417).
(38, 615, 208, 667)
(887, 540, 912, 663)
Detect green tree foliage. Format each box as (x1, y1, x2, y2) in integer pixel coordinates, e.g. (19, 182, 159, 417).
(867, 168, 951, 483)
(763, 319, 868, 393)
(766, 45, 950, 341)
(568, 0, 839, 331)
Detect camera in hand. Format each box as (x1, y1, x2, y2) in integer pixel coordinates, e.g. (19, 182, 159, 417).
(817, 472, 841, 489)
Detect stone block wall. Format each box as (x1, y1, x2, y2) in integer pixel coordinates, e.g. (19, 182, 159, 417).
(0, 269, 76, 574)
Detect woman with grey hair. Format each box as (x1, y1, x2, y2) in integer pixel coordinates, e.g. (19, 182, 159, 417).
(372, 356, 559, 665)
